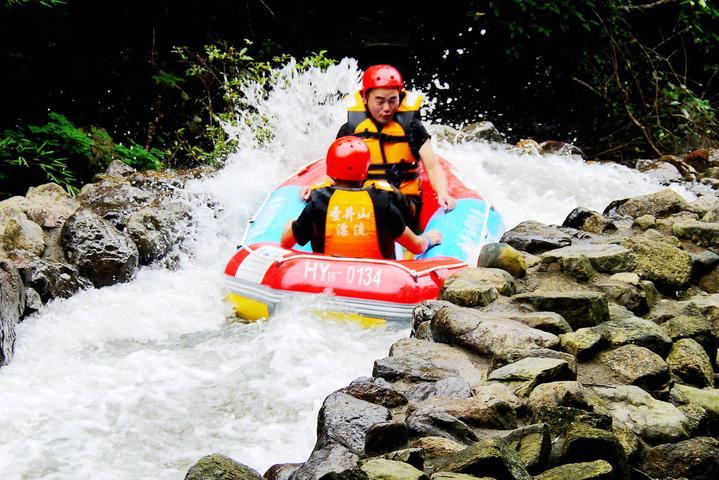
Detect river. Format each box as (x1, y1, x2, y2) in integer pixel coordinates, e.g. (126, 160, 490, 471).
(0, 58, 693, 479)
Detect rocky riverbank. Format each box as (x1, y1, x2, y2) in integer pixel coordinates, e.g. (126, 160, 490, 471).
(185, 185, 719, 480)
(0, 160, 209, 365)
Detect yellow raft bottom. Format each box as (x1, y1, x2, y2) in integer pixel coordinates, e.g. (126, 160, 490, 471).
(225, 293, 386, 328)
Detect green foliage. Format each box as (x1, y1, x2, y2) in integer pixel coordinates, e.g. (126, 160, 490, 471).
(5, 0, 66, 8)
(477, 0, 719, 157)
(164, 42, 336, 163)
(1, 113, 164, 197)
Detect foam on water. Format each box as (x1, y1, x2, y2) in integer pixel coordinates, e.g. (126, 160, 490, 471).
(0, 58, 692, 479)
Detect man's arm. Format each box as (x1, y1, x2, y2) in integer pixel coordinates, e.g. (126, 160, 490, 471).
(280, 221, 297, 249)
(396, 227, 442, 254)
(418, 139, 457, 211)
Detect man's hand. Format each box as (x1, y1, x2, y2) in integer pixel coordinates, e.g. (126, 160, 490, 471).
(437, 193, 457, 211)
(300, 185, 312, 200)
(423, 230, 442, 250)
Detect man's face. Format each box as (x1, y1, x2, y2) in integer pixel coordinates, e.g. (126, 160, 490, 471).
(364, 87, 401, 125)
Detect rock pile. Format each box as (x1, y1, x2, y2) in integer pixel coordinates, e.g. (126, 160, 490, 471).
(188, 187, 719, 480)
(0, 161, 205, 365)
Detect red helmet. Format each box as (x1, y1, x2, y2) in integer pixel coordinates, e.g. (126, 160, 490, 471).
(326, 136, 371, 182)
(362, 64, 403, 93)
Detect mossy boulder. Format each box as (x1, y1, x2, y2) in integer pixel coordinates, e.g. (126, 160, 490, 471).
(534, 461, 613, 480)
(185, 454, 264, 480)
(478, 242, 527, 278)
(359, 459, 428, 480)
(434, 438, 531, 480)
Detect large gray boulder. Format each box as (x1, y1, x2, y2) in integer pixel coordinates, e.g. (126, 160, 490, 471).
(317, 392, 392, 455)
(8, 250, 89, 303)
(500, 221, 572, 254)
(534, 461, 613, 480)
(673, 219, 719, 250)
(540, 244, 637, 275)
(596, 345, 670, 392)
(60, 209, 139, 287)
(78, 180, 156, 229)
(373, 338, 487, 387)
(666, 338, 714, 387)
(0, 260, 25, 366)
(340, 377, 408, 408)
(431, 307, 559, 356)
(289, 443, 359, 480)
(477, 242, 527, 278)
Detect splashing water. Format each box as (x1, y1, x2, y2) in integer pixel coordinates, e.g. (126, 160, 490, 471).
(0, 58, 693, 479)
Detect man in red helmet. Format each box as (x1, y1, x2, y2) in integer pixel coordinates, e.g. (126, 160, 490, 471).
(281, 136, 441, 259)
(336, 64, 457, 231)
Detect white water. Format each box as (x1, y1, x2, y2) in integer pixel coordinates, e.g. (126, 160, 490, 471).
(0, 59, 694, 480)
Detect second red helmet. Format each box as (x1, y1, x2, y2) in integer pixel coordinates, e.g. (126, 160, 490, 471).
(326, 136, 371, 182)
(362, 65, 403, 93)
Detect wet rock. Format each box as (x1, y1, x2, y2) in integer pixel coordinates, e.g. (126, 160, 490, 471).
(370, 449, 424, 470)
(597, 317, 673, 356)
(488, 357, 575, 397)
(512, 291, 608, 329)
(590, 385, 689, 444)
(60, 209, 139, 288)
(637, 160, 684, 184)
(23, 183, 81, 229)
(440, 274, 499, 307)
(0, 207, 45, 256)
(431, 307, 559, 356)
(534, 460, 613, 480)
(491, 348, 576, 375)
(340, 377, 408, 409)
(0, 260, 25, 366)
(364, 421, 409, 457)
(462, 121, 504, 143)
(502, 312, 572, 335)
(373, 338, 486, 387)
(290, 443, 359, 480)
(562, 208, 616, 234)
(597, 345, 670, 392)
(622, 235, 692, 291)
(596, 279, 655, 315)
(266, 464, 302, 480)
(540, 140, 584, 156)
(666, 338, 714, 388)
(8, 250, 89, 302)
(404, 377, 471, 403)
(673, 219, 719, 250)
(434, 438, 531, 480)
(78, 180, 156, 229)
(540, 244, 637, 275)
(501, 423, 550, 473)
(660, 314, 716, 361)
(360, 459, 427, 480)
(691, 250, 719, 277)
(632, 214, 656, 231)
(411, 384, 522, 430)
(670, 384, 719, 424)
(24, 287, 42, 314)
(500, 221, 572, 254)
(638, 436, 719, 480)
(126, 200, 192, 265)
(410, 437, 466, 468)
(185, 454, 264, 480)
(317, 392, 391, 454)
(528, 382, 599, 413)
(687, 194, 719, 216)
(559, 328, 605, 359)
(477, 242, 527, 278)
(561, 422, 629, 479)
(605, 189, 688, 219)
(412, 301, 454, 340)
(105, 159, 136, 178)
(405, 406, 478, 444)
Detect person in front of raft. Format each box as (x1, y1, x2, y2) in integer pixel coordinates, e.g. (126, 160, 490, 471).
(281, 136, 441, 259)
(336, 64, 457, 231)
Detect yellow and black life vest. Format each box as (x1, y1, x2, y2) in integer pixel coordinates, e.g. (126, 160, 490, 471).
(346, 89, 424, 196)
(324, 188, 382, 259)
